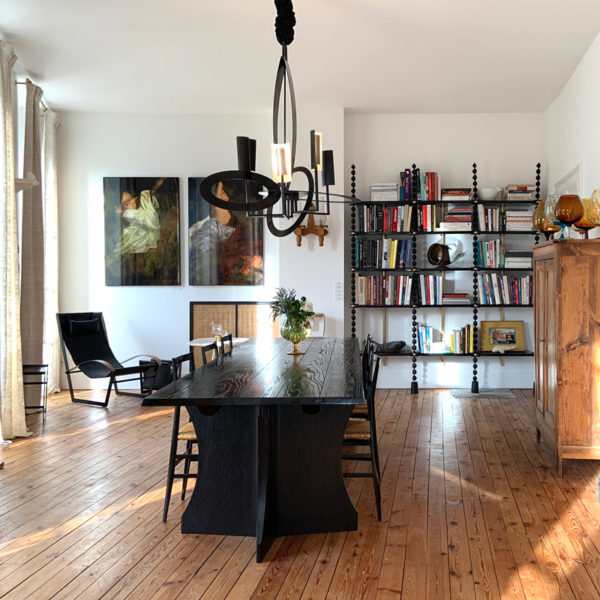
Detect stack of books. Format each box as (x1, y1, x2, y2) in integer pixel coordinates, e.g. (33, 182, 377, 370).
(418, 274, 443, 305)
(504, 251, 532, 269)
(505, 208, 534, 231)
(506, 184, 535, 201)
(477, 273, 532, 305)
(438, 206, 472, 231)
(357, 205, 413, 232)
(416, 323, 434, 354)
(370, 183, 399, 203)
(441, 188, 471, 201)
(442, 292, 470, 305)
(355, 274, 413, 306)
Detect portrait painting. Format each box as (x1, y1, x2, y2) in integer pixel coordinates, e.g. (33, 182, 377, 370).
(188, 177, 264, 286)
(104, 177, 180, 286)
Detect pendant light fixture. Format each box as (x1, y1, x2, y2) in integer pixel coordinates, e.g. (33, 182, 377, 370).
(199, 0, 340, 239)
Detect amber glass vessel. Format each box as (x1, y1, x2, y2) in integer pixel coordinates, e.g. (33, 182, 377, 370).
(555, 194, 584, 229)
(533, 200, 560, 240)
(573, 198, 600, 238)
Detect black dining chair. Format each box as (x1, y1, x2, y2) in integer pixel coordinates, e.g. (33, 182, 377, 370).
(201, 341, 218, 364)
(163, 352, 197, 522)
(351, 334, 373, 420)
(342, 351, 382, 520)
(219, 333, 233, 356)
(56, 312, 161, 407)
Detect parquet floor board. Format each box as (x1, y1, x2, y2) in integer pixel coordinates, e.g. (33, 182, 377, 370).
(1, 388, 600, 599)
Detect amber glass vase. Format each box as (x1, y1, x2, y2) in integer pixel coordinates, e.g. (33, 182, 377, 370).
(555, 194, 584, 225)
(533, 200, 560, 240)
(573, 198, 600, 238)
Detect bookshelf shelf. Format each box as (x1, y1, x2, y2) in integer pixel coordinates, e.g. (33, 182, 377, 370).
(349, 162, 541, 393)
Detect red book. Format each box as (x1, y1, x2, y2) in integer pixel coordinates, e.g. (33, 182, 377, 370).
(392, 207, 398, 232)
(383, 208, 389, 232)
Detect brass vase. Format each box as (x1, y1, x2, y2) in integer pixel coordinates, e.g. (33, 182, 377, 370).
(280, 317, 311, 355)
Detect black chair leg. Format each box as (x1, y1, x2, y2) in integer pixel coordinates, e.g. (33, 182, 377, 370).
(181, 440, 193, 501)
(163, 407, 180, 521)
(370, 437, 382, 521)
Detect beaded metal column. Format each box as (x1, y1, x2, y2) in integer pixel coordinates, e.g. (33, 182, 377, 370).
(350, 164, 357, 338)
(410, 164, 419, 394)
(534, 162, 541, 245)
(471, 163, 480, 393)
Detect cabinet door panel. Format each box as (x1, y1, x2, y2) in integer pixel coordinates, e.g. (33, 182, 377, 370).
(545, 263, 556, 429)
(534, 260, 546, 414)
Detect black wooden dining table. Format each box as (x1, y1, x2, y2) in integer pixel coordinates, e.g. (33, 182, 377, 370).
(142, 336, 363, 562)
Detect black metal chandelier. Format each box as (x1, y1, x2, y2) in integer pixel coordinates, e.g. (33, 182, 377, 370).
(199, 0, 338, 238)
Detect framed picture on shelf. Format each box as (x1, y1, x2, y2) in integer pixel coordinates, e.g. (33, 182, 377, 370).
(480, 320, 525, 352)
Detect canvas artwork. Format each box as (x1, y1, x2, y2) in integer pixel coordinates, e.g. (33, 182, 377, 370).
(188, 177, 264, 286)
(104, 177, 180, 286)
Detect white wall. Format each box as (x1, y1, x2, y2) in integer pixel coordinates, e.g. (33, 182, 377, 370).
(57, 109, 345, 388)
(545, 33, 600, 199)
(344, 112, 545, 388)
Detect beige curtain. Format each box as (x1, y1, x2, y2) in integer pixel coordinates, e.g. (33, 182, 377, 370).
(0, 41, 29, 439)
(43, 110, 60, 392)
(20, 81, 44, 408)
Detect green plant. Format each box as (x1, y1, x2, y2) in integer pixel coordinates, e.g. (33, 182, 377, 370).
(270, 288, 314, 327)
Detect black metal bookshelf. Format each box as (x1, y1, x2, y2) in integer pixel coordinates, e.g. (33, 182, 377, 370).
(349, 161, 541, 393)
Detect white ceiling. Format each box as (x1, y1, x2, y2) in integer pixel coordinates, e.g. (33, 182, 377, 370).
(1, 0, 599, 115)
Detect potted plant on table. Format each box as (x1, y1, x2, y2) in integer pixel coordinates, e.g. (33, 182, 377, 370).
(270, 288, 314, 355)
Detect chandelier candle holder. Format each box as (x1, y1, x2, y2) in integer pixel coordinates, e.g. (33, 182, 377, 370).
(199, 0, 347, 240)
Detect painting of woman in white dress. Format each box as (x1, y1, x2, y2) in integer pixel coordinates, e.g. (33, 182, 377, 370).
(104, 177, 180, 285)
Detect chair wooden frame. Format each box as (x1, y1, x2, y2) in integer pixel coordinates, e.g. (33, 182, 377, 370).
(342, 349, 382, 520)
(219, 333, 233, 356)
(163, 352, 198, 521)
(56, 312, 161, 408)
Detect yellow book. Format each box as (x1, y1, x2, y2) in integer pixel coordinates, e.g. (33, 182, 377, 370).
(469, 325, 474, 353)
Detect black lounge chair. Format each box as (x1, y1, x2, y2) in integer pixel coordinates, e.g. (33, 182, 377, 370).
(56, 312, 161, 407)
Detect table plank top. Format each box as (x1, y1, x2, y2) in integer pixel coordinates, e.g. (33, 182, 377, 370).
(142, 337, 363, 407)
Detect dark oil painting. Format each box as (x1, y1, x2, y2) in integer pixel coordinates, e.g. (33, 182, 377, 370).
(104, 177, 180, 286)
(188, 177, 264, 285)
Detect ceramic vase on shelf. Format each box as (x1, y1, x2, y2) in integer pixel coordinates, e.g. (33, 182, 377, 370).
(533, 199, 560, 240)
(279, 317, 311, 355)
(555, 194, 584, 236)
(573, 198, 600, 239)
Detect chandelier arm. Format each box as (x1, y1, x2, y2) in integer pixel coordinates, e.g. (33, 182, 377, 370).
(199, 171, 281, 212)
(273, 56, 297, 170)
(267, 166, 313, 237)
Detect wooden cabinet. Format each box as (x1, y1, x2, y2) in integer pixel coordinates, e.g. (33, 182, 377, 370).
(534, 240, 600, 475)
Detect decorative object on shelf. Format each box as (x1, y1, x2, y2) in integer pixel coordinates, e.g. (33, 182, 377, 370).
(554, 194, 584, 235)
(533, 198, 560, 240)
(198, 0, 348, 240)
(293, 208, 329, 246)
(373, 340, 407, 355)
(478, 187, 501, 201)
(426, 239, 464, 267)
(573, 197, 600, 238)
(544, 193, 567, 238)
(270, 287, 314, 355)
(480, 320, 525, 353)
(188, 177, 264, 285)
(103, 177, 180, 286)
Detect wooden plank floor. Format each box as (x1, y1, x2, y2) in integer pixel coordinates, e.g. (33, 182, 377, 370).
(1, 388, 600, 599)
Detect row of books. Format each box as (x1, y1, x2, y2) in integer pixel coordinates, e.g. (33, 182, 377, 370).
(476, 205, 501, 231)
(354, 238, 413, 269)
(356, 275, 413, 306)
(475, 239, 505, 268)
(356, 204, 413, 232)
(476, 273, 532, 305)
(416, 323, 474, 354)
(370, 169, 442, 203)
(419, 274, 443, 306)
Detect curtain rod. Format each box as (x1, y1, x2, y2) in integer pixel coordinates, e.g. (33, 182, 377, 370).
(15, 78, 48, 112)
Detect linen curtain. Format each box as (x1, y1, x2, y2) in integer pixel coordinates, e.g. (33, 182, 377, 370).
(21, 81, 44, 408)
(0, 41, 29, 439)
(42, 110, 60, 393)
